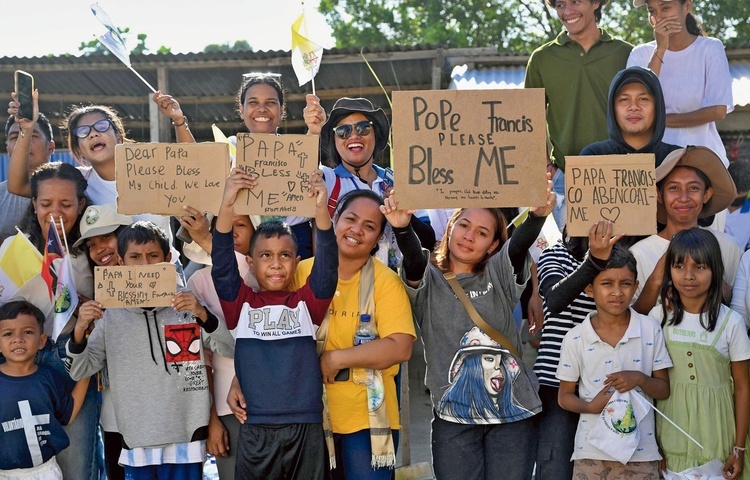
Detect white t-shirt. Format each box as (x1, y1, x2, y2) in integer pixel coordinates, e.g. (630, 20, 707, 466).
(649, 304, 750, 360)
(557, 308, 672, 462)
(730, 250, 750, 327)
(79, 166, 180, 261)
(630, 230, 742, 303)
(627, 36, 734, 166)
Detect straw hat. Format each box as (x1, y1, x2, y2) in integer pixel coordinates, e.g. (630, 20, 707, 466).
(654, 146, 737, 224)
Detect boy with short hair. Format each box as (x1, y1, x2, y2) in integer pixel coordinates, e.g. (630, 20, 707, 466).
(67, 221, 234, 480)
(211, 168, 337, 479)
(0, 300, 89, 478)
(557, 245, 672, 479)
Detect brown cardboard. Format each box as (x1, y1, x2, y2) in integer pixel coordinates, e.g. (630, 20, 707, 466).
(115, 142, 230, 215)
(95, 263, 176, 308)
(392, 89, 547, 209)
(233, 133, 318, 217)
(565, 154, 658, 237)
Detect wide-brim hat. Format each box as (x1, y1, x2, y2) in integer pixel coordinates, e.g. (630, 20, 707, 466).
(320, 97, 390, 154)
(73, 204, 132, 249)
(655, 146, 737, 224)
(447, 327, 519, 384)
(633, 0, 671, 6)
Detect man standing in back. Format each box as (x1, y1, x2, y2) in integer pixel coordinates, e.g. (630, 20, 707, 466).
(525, 0, 631, 229)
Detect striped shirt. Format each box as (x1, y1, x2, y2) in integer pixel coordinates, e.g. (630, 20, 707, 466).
(533, 243, 597, 387)
(119, 441, 205, 467)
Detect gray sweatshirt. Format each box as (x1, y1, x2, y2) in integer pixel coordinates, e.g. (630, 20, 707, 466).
(66, 305, 234, 449)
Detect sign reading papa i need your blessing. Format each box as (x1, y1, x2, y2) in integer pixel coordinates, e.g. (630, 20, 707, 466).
(115, 143, 230, 215)
(95, 263, 176, 308)
(392, 89, 547, 209)
(233, 133, 319, 218)
(565, 154, 657, 237)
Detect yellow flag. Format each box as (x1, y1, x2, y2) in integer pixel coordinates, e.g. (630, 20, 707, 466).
(0, 232, 43, 302)
(291, 13, 324, 87)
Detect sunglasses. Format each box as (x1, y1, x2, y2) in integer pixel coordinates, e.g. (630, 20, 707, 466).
(332, 120, 373, 140)
(73, 119, 113, 139)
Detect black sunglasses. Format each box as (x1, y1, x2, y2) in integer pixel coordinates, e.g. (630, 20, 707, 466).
(73, 119, 113, 139)
(332, 120, 373, 140)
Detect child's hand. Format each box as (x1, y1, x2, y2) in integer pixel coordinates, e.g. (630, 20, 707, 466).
(172, 292, 207, 322)
(380, 191, 415, 229)
(222, 168, 257, 209)
(529, 172, 555, 218)
(178, 205, 212, 247)
(605, 370, 646, 393)
(227, 376, 247, 424)
(588, 219, 624, 261)
(152, 90, 184, 122)
(310, 169, 332, 230)
(206, 414, 229, 458)
(587, 384, 614, 414)
(73, 300, 103, 343)
(723, 448, 744, 479)
(309, 169, 327, 207)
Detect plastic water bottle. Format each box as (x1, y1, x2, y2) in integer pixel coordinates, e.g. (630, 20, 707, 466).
(352, 314, 376, 385)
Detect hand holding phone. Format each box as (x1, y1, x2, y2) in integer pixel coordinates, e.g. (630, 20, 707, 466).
(14, 70, 34, 120)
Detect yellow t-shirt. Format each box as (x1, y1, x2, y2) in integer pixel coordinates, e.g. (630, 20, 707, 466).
(295, 258, 416, 434)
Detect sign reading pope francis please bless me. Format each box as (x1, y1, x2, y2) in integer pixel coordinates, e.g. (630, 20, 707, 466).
(392, 89, 547, 209)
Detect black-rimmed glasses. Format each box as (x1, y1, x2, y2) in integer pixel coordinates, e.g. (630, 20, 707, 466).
(73, 119, 113, 138)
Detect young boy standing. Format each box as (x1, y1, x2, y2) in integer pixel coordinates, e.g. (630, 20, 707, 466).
(557, 245, 672, 479)
(0, 300, 89, 478)
(211, 168, 337, 480)
(66, 221, 234, 480)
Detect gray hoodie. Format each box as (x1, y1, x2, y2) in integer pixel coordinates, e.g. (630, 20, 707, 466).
(66, 305, 234, 449)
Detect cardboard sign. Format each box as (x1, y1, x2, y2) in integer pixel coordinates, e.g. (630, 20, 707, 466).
(565, 154, 658, 237)
(115, 143, 230, 215)
(392, 89, 547, 209)
(234, 133, 318, 217)
(95, 263, 176, 308)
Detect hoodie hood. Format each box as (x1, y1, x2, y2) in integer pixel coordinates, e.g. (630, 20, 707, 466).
(580, 67, 680, 166)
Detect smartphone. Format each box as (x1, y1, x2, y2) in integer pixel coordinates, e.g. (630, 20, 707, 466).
(14, 70, 34, 120)
(334, 368, 350, 382)
(176, 225, 193, 244)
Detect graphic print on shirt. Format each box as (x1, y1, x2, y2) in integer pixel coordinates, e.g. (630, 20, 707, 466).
(438, 327, 534, 424)
(235, 301, 316, 340)
(164, 324, 201, 363)
(2, 400, 51, 467)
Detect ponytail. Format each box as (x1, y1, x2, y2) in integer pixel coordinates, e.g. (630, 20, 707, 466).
(685, 12, 706, 36)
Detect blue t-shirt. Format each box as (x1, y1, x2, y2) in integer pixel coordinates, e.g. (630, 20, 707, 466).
(0, 366, 73, 470)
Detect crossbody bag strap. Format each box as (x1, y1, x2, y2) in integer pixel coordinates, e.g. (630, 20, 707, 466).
(443, 271, 522, 359)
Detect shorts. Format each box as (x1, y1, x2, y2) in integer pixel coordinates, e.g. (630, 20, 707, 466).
(0, 457, 63, 480)
(573, 459, 659, 479)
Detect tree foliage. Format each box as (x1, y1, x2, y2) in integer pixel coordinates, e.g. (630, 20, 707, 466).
(78, 27, 171, 56)
(318, 0, 749, 53)
(202, 40, 253, 53)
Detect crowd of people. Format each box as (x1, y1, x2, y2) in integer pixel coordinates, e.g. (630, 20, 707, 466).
(0, 0, 748, 479)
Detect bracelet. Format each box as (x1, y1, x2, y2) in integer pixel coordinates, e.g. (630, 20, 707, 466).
(732, 446, 747, 459)
(653, 52, 665, 64)
(172, 116, 188, 128)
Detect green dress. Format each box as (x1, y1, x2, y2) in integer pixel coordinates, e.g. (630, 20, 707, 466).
(657, 308, 750, 478)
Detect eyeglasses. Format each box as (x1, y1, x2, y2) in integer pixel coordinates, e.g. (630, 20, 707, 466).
(332, 120, 373, 140)
(73, 119, 113, 139)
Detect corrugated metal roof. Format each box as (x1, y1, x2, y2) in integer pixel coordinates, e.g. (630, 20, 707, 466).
(450, 59, 750, 107)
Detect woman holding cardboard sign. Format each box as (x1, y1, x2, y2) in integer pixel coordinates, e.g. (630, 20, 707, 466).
(306, 97, 435, 269)
(379, 176, 555, 480)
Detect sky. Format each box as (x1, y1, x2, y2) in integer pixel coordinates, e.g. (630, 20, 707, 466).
(1, 0, 334, 58)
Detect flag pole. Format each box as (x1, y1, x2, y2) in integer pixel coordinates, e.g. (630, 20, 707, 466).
(128, 65, 157, 93)
(58, 217, 70, 254)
